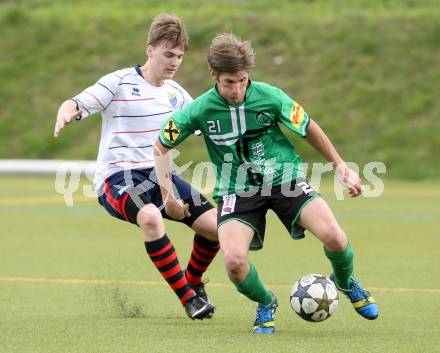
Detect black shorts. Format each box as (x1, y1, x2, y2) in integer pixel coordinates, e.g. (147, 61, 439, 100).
(98, 168, 214, 227)
(217, 179, 320, 250)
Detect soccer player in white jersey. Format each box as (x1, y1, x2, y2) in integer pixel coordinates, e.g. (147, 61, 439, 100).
(53, 14, 218, 320)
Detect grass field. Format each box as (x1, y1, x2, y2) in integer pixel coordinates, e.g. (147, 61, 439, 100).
(1, 0, 440, 179)
(0, 176, 439, 353)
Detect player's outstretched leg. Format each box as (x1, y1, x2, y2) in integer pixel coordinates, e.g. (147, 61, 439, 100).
(331, 274, 379, 320)
(324, 243, 379, 320)
(253, 292, 278, 334)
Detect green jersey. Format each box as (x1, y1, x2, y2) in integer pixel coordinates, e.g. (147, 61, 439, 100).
(159, 81, 310, 201)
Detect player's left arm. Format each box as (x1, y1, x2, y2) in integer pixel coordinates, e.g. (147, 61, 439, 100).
(306, 119, 362, 197)
(155, 107, 199, 219)
(275, 87, 361, 197)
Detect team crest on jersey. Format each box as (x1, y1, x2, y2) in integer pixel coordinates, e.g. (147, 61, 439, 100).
(131, 87, 140, 97)
(290, 102, 305, 129)
(256, 111, 274, 126)
(167, 92, 178, 107)
(163, 119, 180, 143)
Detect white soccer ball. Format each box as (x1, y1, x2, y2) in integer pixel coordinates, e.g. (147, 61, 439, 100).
(290, 274, 339, 322)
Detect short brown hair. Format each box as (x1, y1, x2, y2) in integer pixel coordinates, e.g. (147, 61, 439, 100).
(147, 13, 189, 50)
(207, 33, 255, 74)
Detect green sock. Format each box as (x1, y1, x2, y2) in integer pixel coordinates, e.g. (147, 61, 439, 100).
(324, 242, 354, 290)
(234, 262, 272, 305)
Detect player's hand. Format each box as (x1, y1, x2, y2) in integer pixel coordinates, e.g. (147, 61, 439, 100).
(164, 198, 191, 220)
(54, 109, 83, 137)
(336, 163, 362, 197)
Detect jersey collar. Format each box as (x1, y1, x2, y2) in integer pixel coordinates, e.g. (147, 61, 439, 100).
(135, 64, 143, 77)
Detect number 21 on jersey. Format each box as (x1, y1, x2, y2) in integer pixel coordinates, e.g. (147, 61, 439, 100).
(207, 120, 221, 133)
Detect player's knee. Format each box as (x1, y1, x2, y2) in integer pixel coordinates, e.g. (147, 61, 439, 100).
(137, 206, 164, 236)
(322, 224, 347, 252)
(223, 252, 247, 277)
(192, 209, 219, 241)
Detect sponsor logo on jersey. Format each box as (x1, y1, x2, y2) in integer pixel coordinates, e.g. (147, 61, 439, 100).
(132, 87, 140, 97)
(256, 110, 274, 126)
(289, 102, 305, 129)
(221, 194, 236, 216)
(163, 119, 180, 143)
(168, 92, 178, 107)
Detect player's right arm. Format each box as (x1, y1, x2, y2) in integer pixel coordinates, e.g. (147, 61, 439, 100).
(53, 70, 121, 138)
(53, 99, 83, 137)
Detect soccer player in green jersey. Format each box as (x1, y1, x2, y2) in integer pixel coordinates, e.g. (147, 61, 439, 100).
(154, 33, 379, 333)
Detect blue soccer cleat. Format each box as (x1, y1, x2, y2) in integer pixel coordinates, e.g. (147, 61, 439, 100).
(331, 274, 379, 320)
(253, 292, 278, 334)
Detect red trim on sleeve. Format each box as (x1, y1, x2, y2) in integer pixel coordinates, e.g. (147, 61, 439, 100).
(84, 92, 105, 109)
(112, 128, 160, 135)
(111, 98, 155, 102)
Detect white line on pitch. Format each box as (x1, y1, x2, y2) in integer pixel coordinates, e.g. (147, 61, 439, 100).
(0, 276, 439, 293)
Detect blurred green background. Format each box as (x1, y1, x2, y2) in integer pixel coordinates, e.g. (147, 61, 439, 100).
(1, 0, 439, 179)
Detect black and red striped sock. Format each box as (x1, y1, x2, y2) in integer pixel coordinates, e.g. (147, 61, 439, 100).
(185, 234, 220, 286)
(145, 235, 194, 305)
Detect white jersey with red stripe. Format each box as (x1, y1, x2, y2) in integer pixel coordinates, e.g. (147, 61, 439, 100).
(72, 65, 192, 190)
